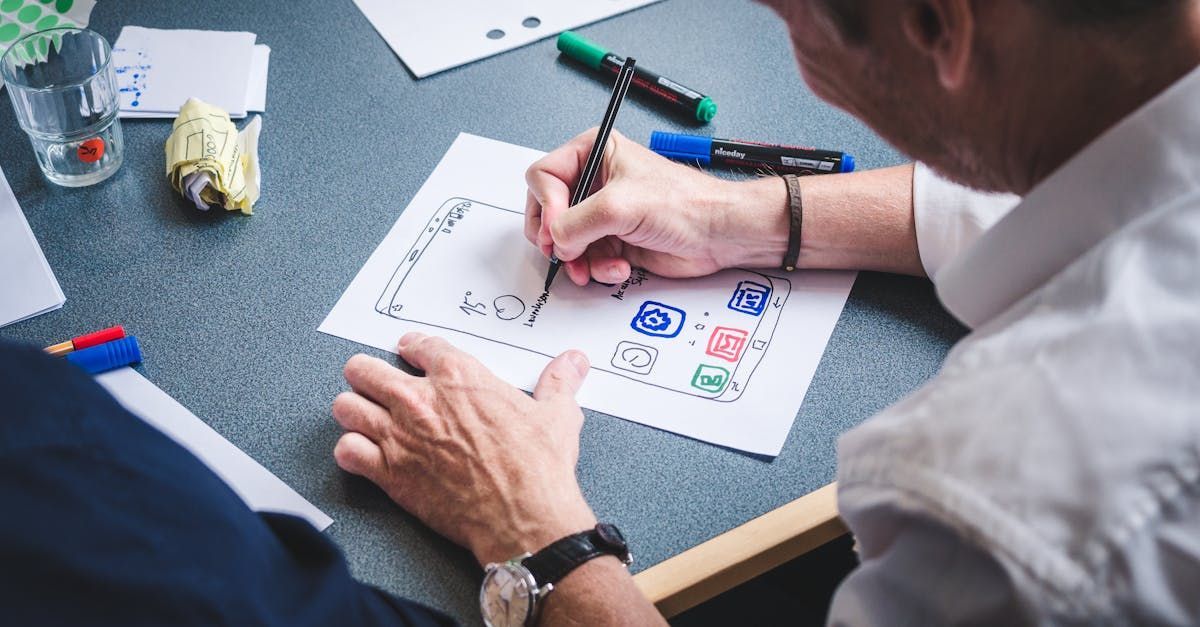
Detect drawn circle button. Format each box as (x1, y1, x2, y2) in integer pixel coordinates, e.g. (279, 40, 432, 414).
(77, 137, 105, 163)
(621, 347, 653, 368)
(611, 341, 658, 375)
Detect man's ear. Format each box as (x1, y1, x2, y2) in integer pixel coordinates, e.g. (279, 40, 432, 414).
(902, 0, 975, 90)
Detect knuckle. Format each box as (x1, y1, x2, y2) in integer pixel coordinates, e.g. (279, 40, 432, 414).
(591, 196, 624, 224)
(420, 337, 457, 370)
(384, 379, 415, 407)
(429, 351, 459, 375)
(525, 159, 548, 184)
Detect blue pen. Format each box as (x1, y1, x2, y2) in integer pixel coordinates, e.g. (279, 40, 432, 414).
(650, 131, 855, 175)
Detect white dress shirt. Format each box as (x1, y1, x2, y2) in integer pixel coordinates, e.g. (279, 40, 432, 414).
(828, 64, 1200, 625)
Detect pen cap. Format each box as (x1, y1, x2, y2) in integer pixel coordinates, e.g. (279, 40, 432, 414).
(74, 325, 126, 350)
(66, 336, 142, 375)
(649, 131, 712, 165)
(558, 31, 609, 70)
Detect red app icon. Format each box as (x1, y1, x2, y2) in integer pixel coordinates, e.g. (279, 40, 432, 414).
(706, 327, 748, 363)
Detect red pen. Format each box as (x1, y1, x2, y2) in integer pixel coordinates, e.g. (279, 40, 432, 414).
(44, 325, 126, 357)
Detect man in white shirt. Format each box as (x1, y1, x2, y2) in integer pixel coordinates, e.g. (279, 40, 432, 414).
(329, 0, 1200, 624)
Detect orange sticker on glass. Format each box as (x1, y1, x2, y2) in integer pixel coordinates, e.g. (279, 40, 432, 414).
(77, 138, 105, 163)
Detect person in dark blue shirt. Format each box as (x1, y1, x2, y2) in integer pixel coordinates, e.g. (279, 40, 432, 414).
(0, 342, 454, 627)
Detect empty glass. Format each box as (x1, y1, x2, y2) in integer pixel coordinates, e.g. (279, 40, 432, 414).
(1, 27, 123, 187)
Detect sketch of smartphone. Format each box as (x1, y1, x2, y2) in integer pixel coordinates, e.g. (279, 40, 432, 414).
(375, 198, 792, 403)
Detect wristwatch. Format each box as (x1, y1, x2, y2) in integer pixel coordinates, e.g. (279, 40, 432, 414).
(479, 523, 632, 627)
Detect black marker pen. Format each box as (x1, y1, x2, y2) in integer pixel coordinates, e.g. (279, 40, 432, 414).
(558, 31, 717, 123)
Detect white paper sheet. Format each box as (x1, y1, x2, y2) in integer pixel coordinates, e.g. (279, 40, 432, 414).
(244, 44, 270, 113)
(113, 27, 256, 118)
(96, 367, 333, 530)
(352, 0, 662, 78)
(0, 166, 65, 328)
(320, 134, 855, 456)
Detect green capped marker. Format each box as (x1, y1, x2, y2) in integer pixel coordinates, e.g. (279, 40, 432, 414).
(557, 31, 717, 124)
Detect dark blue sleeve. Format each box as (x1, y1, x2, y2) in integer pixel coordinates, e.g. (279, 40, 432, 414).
(0, 342, 457, 627)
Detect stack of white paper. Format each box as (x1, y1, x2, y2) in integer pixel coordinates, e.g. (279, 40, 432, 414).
(113, 26, 270, 119)
(0, 166, 65, 328)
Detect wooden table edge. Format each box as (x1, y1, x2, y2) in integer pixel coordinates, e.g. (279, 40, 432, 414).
(632, 482, 846, 618)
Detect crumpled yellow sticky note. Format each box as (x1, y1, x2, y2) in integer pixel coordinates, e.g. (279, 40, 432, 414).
(165, 97, 261, 215)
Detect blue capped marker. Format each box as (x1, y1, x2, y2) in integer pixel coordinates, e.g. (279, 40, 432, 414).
(66, 336, 143, 375)
(650, 131, 855, 175)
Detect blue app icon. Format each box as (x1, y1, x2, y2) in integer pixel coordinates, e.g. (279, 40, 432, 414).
(728, 281, 771, 316)
(630, 301, 686, 338)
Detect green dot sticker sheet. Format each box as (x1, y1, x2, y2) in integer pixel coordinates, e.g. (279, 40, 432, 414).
(0, 0, 96, 54)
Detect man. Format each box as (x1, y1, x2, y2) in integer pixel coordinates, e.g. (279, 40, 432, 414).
(331, 0, 1200, 624)
(4, 1, 1196, 625)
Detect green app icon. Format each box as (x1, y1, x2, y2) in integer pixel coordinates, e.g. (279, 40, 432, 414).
(690, 364, 730, 394)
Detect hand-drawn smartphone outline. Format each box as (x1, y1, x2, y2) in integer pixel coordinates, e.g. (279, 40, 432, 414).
(374, 198, 792, 403)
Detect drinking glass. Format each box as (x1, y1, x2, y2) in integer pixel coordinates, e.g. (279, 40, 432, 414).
(1, 27, 123, 187)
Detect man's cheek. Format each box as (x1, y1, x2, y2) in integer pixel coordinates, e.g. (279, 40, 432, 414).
(796, 59, 851, 111)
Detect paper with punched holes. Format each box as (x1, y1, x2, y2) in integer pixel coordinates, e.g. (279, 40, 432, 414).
(319, 134, 855, 456)
(351, 0, 663, 78)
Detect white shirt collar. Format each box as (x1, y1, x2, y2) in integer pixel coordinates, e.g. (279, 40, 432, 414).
(936, 63, 1200, 329)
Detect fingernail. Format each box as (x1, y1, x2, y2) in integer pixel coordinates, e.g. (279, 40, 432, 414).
(567, 351, 590, 376)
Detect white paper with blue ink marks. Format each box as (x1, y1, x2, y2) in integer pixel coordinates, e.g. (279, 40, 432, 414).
(320, 134, 857, 457)
(112, 26, 257, 117)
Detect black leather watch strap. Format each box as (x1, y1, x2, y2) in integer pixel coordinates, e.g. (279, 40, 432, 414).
(522, 523, 631, 587)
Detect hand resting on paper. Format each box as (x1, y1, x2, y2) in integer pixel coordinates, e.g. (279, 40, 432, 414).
(332, 332, 596, 566)
(332, 333, 667, 625)
(525, 128, 793, 286)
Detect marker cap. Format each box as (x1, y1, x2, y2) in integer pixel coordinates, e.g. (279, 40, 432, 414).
(66, 336, 142, 375)
(557, 31, 609, 70)
(74, 325, 126, 350)
(841, 153, 856, 173)
(649, 131, 712, 165)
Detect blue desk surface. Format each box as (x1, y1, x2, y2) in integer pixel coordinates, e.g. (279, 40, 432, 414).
(0, 0, 964, 622)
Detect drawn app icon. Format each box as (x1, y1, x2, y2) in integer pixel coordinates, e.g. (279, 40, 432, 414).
(728, 281, 771, 316)
(611, 341, 659, 375)
(691, 364, 731, 394)
(706, 327, 748, 363)
(630, 301, 685, 338)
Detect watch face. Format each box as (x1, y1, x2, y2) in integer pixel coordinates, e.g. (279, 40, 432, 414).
(480, 563, 535, 627)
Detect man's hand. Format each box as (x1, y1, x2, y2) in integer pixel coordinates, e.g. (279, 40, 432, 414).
(332, 332, 598, 566)
(526, 128, 791, 286)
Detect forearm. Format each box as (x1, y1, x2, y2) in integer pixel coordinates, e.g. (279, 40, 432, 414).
(719, 164, 924, 276)
(539, 558, 666, 627)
